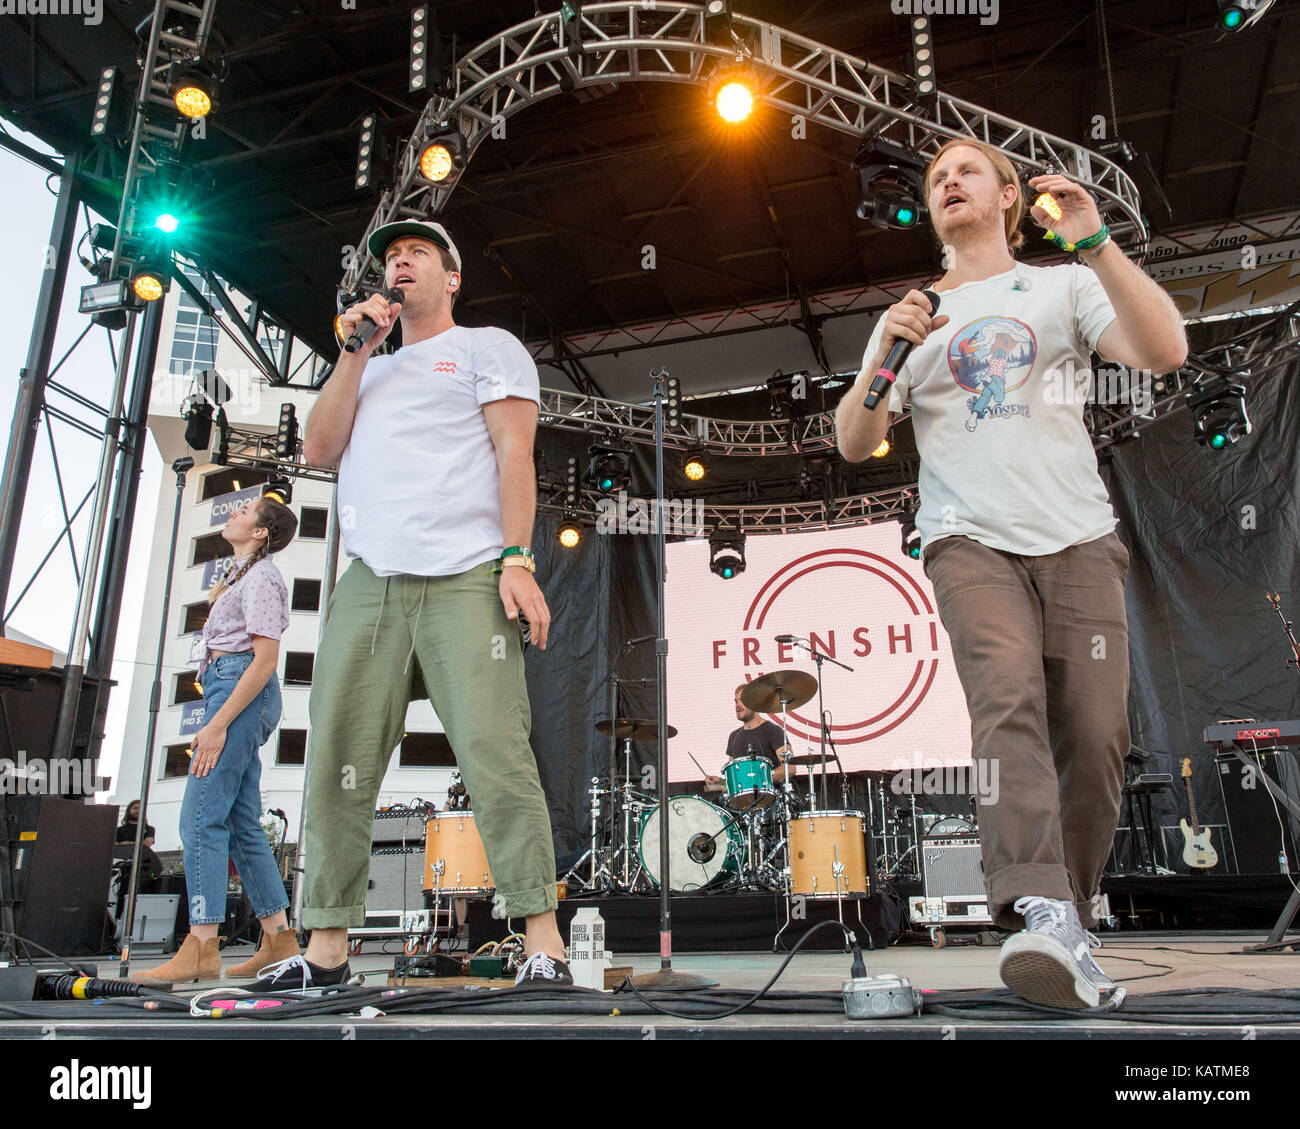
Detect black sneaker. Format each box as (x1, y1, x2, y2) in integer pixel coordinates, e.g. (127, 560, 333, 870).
(245, 954, 352, 995)
(513, 952, 575, 988)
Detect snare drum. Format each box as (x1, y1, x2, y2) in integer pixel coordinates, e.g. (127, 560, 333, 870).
(722, 755, 776, 811)
(424, 812, 494, 893)
(788, 810, 868, 898)
(639, 796, 745, 892)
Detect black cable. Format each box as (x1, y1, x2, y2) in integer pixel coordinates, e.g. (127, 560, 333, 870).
(612, 919, 860, 1020)
(0, 931, 96, 977)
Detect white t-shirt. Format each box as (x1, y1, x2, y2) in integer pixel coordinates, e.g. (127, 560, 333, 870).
(338, 325, 541, 576)
(861, 262, 1119, 558)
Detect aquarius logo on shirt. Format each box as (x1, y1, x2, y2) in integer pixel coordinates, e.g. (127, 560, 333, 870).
(432, 361, 457, 373)
(947, 316, 1037, 432)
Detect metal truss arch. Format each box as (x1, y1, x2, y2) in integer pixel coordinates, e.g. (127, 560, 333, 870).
(341, 2, 1146, 296)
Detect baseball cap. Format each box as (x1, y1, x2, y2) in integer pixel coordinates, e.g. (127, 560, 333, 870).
(367, 219, 462, 272)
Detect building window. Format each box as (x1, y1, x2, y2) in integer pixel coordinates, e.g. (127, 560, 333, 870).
(277, 729, 307, 766)
(291, 578, 321, 612)
(201, 467, 267, 501)
(284, 652, 314, 686)
(162, 743, 191, 779)
(299, 507, 328, 540)
(170, 265, 218, 378)
(182, 600, 209, 634)
(193, 531, 230, 565)
(173, 670, 203, 705)
(399, 732, 456, 768)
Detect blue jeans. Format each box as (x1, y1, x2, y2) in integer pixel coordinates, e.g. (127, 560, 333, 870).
(180, 651, 288, 925)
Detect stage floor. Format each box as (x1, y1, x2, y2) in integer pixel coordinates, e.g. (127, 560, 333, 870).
(3, 930, 1299, 1039)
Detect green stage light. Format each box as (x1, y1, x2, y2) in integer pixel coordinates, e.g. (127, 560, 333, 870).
(155, 212, 180, 234)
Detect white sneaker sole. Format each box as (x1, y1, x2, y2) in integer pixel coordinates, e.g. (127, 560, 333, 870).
(999, 934, 1099, 1010)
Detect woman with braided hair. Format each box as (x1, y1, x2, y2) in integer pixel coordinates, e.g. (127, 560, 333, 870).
(134, 494, 299, 985)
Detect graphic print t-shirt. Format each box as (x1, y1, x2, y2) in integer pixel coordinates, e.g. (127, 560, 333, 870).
(861, 263, 1119, 558)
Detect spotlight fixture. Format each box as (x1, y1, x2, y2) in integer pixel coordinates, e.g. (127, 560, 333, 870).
(182, 396, 213, 451)
(1190, 382, 1251, 450)
(709, 62, 758, 124)
(584, 443, 632, 494)
(853, 137, 928, 231)
(900, 511, 922, 560)
(872, 436, 891, 458)
(683, 450, 709, 482)
(565, 455, 580, 507)
(419, 124, 467, 185)
(275, 403, 299, 461)
(409, 5, 430, 92)
(664, 376, 683, 430)
(709, 529, 747, 580)
(129, 256, 170, 302)
(908, 15, 937, 100)
(1217, 1, 1246, 29)
(262, 477, 293, 505)
(354, 113, 392, 192)
(558, 517, 583, 549)
(169, 64, 217, 118)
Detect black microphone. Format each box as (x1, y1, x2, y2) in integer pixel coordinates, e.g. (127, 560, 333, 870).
(343, 286, 405, 354)
(863, 289, 941, 410)
(774, 634, 803, 644)
(622, 635, 655, 650)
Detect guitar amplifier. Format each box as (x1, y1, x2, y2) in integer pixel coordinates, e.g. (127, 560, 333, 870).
(922, 833, 985, 897)
(371, 807, 429, 851)
(365, 849, 427, 914)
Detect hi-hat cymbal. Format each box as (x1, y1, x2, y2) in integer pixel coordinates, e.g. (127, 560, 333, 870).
(740, 670, 818, 713)
(595, 717, 678, 741)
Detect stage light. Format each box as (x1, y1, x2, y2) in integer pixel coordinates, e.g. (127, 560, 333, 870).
(1217, 1, 1246, 29)
(262, 477, 293, 505)
(683, 451, 708, 481)
(709, 529, 746, 580)
(872, 437, 891, 458)
(585, 444, 632, 493)
(130, 260, 168, 302)
(170, 66, 216, 118)
(565, 455, 580, 508)
(558, 518, 582, 549)
(154, 212, 180, 234)
(900, 512, 922, 560)
(419, 125, 466, 185)
(409, 5, 429, 92)
(183, 397, 214, 451)
(854, 137, 929, 232)
(708, 60, 758, 125)
(1190, 382, 1251, 450)
(90, 66, 125, 138)
(212, 406, 230, 466)
(665, 376, 682, 430)
(275, 403, 299, 461)
(705, 0, 727, 14)
(354, 113, 390, 192)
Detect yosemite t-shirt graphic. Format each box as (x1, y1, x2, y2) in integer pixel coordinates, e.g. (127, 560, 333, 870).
(948, 316, 1037, 431)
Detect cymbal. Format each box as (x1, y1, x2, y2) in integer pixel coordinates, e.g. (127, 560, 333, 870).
(785, 752, 841, 767)
(740, 669, 818, 713)
(595, 717, 678, 741)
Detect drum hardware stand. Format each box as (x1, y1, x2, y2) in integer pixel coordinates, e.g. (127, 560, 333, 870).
(560, 778, 609, 892)
(630, 368, 715, 991)
(790, 639, 854, 810)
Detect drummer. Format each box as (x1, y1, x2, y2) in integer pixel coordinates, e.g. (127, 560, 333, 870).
(705, 684, 792, 790)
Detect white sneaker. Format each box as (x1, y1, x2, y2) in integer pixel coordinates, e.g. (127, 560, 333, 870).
(998, 896, 1114, 1009)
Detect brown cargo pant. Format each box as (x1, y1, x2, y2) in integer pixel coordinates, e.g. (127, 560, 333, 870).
(922, 531, 1131, 930)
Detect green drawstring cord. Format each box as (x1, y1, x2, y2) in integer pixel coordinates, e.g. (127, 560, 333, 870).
(370, 576, 390, 656)
(403, 580, 426, 674)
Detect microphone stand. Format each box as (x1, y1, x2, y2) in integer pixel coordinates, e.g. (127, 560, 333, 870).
(795, 640, 853, 810)
(630, 369, 714, 991)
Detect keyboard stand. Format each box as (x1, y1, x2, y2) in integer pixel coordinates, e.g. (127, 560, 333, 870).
(1225, 745, 1300, 953)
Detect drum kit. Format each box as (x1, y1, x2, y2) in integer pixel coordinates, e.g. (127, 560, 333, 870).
(562, 669, 876, 939)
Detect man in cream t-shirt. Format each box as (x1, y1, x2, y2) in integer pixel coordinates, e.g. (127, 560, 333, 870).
(838, 140, 1187, 1009)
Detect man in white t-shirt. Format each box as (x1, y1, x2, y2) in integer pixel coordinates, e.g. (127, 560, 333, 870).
(837, 140, 1186, 1008)
(254, 220, 571, 992)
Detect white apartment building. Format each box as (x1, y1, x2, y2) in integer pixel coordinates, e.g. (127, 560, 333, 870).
(113, 263, 459, 851)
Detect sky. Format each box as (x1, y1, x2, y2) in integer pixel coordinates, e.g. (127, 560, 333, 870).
(0, 118, 163, 799)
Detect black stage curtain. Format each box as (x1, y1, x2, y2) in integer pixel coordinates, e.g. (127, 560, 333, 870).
(1106, 356, 1300, 868)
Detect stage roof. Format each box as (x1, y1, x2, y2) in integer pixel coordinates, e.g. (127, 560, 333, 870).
(2, 1, 1297, 398)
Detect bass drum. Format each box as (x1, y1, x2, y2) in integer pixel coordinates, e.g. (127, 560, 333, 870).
(639, 796, 745, 892)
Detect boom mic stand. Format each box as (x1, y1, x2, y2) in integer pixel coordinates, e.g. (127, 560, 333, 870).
(794, 639, 853, 810)
(630, 369, 714, 991)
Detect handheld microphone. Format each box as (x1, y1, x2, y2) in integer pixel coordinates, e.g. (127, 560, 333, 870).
(863, 289, 941, 410)
(343, 286, 405, 354)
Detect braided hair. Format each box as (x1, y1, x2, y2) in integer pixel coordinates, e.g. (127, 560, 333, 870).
(208, 496, 299, 605)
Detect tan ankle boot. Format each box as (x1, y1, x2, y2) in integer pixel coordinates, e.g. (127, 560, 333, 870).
(130, 934, 222, 985)
(225, 927, 301, 979)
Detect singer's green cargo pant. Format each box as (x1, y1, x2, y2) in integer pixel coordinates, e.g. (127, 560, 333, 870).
(301, 558, 558, 929)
